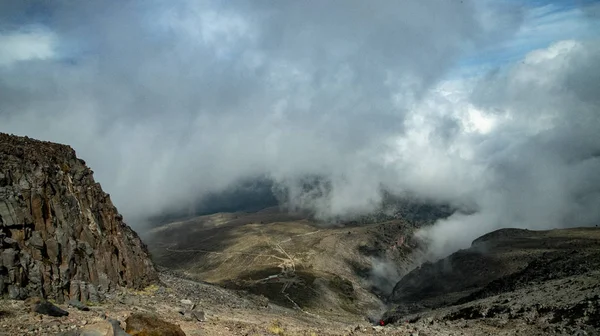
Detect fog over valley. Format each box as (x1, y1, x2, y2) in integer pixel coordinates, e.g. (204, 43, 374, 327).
(1, 0, 599, 259)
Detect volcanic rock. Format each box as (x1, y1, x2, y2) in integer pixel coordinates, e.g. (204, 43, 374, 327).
(25, 297, 69, 317)
(68, 299, 90, 311)
(0, 133, 158, 302)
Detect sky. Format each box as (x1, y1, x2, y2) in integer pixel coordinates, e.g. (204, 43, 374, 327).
(1, 0, 599, 258)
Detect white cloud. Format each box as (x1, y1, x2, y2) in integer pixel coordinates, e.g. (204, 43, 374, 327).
(418, 39, 600, 258)
(0, 1, 598, 254)
(0, 0, 514, 224)
(0, 29, 57, 66)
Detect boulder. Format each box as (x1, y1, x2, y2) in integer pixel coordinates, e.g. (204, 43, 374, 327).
(26, 297, 69, 317)
(190, 309, 205, 322)
(178, 305, 205, 322)
(67, 299, 90, 311)
(125, 313, 186, 336)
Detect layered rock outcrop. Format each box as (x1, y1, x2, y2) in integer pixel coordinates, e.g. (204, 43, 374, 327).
(0, 133, 158, 302)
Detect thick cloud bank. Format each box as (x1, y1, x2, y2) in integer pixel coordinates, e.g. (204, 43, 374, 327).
(1, 1, 598, 257)
(416, 40, 600, 257)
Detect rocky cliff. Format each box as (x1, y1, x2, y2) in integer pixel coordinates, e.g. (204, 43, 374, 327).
(0, 133, 158, 302)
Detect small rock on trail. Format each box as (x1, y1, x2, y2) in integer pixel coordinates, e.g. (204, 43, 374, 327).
(26, 297, 69, 317)
(68, 299, 91, 311)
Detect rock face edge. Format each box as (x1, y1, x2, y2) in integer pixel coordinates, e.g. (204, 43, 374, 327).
(0, 133, 158, 302)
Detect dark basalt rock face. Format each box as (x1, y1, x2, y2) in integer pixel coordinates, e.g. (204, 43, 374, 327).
(0, 133, 158, 302)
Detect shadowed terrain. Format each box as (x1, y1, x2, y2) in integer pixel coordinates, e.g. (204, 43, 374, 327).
(384, 227, 600, 335)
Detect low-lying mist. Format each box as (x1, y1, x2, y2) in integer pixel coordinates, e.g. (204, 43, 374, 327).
(1, 1, 599, 260)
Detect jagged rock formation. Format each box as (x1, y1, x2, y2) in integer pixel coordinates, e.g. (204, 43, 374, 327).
(0, 133, 158, 302)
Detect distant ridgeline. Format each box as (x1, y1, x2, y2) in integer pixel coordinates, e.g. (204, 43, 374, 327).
(149, 174, 454, 226)
(148, 176, 280, 226)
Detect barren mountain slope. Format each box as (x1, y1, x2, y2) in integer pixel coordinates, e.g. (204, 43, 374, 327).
(384, 227, 600, 335)
(146, 207, 428, 318)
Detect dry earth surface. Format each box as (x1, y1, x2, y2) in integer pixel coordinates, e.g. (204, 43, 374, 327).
(144, 210, 600, 335)
(145, 207, 429, 319)
(0, 270, 437, 336)
(2, 212, 599, 335)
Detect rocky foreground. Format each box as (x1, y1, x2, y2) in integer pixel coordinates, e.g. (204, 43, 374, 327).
(1, 260, 596, 336)
(0, 269, 433, 336)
